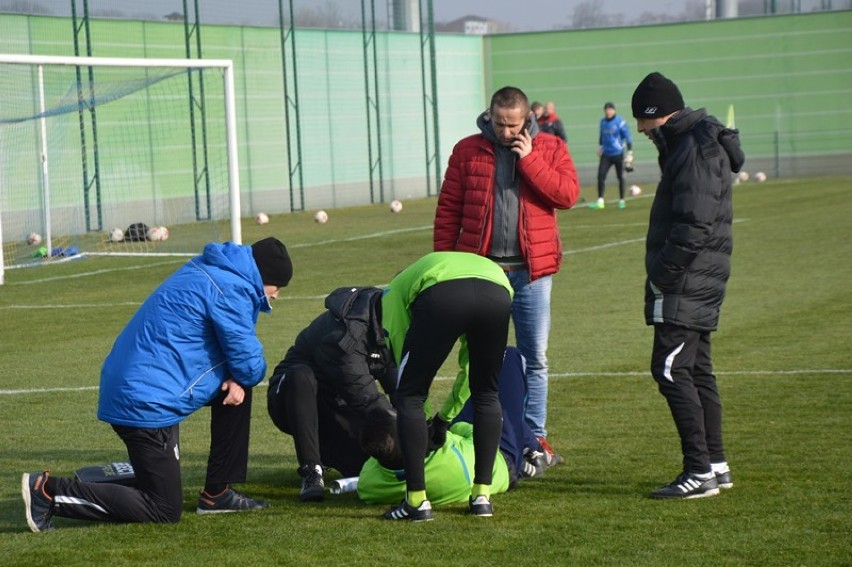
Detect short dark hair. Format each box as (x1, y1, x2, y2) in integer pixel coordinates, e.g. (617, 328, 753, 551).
(360, 408, 403, 470)
(531, 101, 543, 112)
(490, 86, 530, 114)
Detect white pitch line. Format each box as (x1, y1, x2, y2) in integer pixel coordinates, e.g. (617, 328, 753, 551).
(3, 368, 849, 396)
(8, 259, 185, 285)
(564, 238, 645, 254)
(287, 226, 432, 248)
(0, 302, 142, 310)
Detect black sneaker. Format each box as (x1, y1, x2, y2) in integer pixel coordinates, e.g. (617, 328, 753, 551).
(383, 499, 434, 522)
(22, 471, 54, 532)
(298, 464, 325, 502)
(468, 495, 493, 517)
(521, 450, 546, 478)
(651, 472, 720, 500)
(715, 469, 733, 490)
(196, 486, 270, 514)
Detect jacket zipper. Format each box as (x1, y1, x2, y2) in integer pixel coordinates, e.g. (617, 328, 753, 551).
(180, 361, 226, 399)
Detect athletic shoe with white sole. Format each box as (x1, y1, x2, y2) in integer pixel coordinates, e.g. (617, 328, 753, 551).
(651, 472, 720, 500)
(383, 498, 434, 522)
(715, 469, 733, 490)
(196, 486, 269, 514)
(298, 463, 325, 502)
(468, 495, 493, 517)
(588, 200, 605, 210)
(521, 449, 548, 478)
(22, 471, 55, 532)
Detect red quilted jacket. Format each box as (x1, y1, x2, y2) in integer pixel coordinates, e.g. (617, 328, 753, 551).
(433, 132, 580, 281)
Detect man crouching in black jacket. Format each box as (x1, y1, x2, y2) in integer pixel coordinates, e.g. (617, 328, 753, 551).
(631, 72, 745, 500)
(267, 286, 395, 501)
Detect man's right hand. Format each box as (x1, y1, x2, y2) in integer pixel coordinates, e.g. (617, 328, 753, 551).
(426, 413, 449, 451)
(597, 146, 603, 157)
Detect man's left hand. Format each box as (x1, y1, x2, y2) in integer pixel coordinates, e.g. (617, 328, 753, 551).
(221, 379, 245, 406)
(511, 128, 533, 160)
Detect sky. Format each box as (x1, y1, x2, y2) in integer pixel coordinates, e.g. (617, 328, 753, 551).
(41, 0, 706, 31)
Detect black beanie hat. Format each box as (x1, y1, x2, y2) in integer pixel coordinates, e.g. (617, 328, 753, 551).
(251, 237, 292, 287)
(631, 72, 684, 119)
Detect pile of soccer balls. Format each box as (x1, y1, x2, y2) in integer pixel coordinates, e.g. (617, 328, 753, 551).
(738, 171, 768, 183)
(107, 225, 169, 243)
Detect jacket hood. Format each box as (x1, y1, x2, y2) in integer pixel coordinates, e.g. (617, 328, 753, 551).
(659, 108, 745, 173)
(325, 286, 382, 322)
(201, 242, 270, 312)
(477, 110, 540, 144)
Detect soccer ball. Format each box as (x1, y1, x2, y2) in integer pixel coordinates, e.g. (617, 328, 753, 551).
(738, 171, 749, 182)
(754, 171, 767, 183)
(629, 185, 642, 197)
(314, 210, 329, 224)
(109, 227, 124, 242)
(255, 212, 269, 225)
(27, 232, 42, 246)
(147, 225, 169, 241)
(389, 200, 403, 213)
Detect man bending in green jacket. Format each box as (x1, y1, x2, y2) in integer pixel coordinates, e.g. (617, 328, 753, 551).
(379, 252, 513, 521)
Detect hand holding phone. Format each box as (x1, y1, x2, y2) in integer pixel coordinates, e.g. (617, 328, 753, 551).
(511, 120, 533, 160)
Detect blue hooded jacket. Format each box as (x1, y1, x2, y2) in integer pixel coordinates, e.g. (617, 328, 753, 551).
(599, 114, 633, 157)
(98, 242, 271, 428)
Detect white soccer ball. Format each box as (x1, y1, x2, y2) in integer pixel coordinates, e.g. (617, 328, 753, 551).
(754, 171, 767, 183)
(389, 200, 403, 213)
(255, 212, 269, 225)
(109, 227, 125, 242)
(738, 171, 749, 182)
(629, 185, 642, 197)
(147, 225, 169, 242)
(27, 232, 42, 246)
(314, 210, 328, 224)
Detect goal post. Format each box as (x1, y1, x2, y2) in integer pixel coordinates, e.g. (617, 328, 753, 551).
(0, 54, 242, 285)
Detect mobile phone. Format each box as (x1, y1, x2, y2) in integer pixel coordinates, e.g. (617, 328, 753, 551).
(514, 118, 532, 142)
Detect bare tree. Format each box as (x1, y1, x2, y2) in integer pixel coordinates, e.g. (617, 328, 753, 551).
(635, 0, 706, 25)
(569, 0, 624, 29)
(0, 0, 52, 15)
(284, 1, 359, 30)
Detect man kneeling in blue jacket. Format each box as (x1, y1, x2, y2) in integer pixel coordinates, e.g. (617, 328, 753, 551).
(21, 237, 292, 532)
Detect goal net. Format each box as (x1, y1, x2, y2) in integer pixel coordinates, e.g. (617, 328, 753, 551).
(0, 54, 242, 284)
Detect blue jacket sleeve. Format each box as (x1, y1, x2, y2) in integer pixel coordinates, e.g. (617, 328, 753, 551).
(211, 285, 267, 387)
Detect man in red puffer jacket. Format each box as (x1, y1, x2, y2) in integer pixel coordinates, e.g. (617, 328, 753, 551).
(434, 85, 580, 463)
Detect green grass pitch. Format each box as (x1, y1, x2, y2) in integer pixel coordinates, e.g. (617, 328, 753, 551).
(1, 176, 850, 565)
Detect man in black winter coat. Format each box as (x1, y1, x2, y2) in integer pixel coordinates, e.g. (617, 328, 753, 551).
(267, 286, 395, 501)
(631, 72, 745, 500)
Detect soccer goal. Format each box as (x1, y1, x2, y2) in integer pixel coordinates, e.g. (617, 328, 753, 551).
(0, 54, 242, 285)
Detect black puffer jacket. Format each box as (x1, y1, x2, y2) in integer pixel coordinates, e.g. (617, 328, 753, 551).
(269, 286, 394, 415)
(645, 107, 745, 331)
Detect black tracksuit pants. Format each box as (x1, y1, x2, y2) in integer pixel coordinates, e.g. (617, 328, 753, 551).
(651, 323, 726, 474)
(267, 365, 370, 477)
(391, 279, 512, 493)
(597, 154, 625, 199)
(50, 387, 253, 523)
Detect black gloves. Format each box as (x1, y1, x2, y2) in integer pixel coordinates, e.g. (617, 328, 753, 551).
(426, 413, 449, 451)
